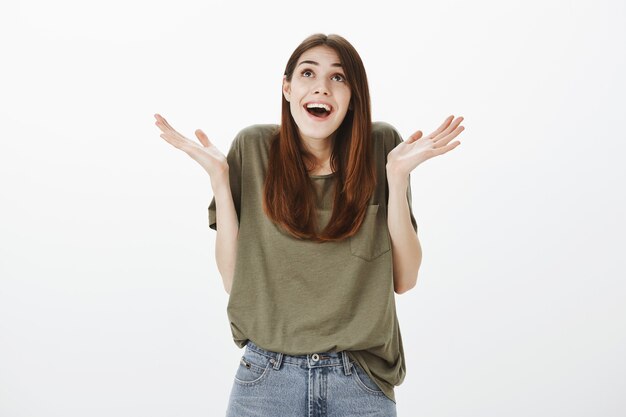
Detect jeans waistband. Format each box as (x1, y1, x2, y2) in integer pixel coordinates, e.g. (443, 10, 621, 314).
(245, 339, 355, 374)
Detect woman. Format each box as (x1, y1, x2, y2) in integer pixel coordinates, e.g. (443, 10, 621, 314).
(155, 33, 464, 417)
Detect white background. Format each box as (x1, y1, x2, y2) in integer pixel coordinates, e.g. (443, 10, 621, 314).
(1, 0, 625, 416)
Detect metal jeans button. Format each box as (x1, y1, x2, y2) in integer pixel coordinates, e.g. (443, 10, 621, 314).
(311, 353, 319, 361)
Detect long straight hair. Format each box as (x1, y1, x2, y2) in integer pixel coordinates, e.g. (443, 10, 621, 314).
(262, 33, 376, 243)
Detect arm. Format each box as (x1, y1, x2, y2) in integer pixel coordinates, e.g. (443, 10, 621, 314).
(387, 172, 422, 294)
(153, 113, 244, 295)
(210, 170, 239, 295)
(385, 114, 466, 294)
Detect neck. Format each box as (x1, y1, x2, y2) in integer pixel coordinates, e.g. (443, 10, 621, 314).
(300, 131, 335, 169)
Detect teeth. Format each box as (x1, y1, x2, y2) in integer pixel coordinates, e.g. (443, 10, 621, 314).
(306, 103, 331, 112)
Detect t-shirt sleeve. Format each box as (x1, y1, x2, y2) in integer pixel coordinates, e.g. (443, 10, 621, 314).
(387, 125, 419, 234)
(208, 132, 243, 231)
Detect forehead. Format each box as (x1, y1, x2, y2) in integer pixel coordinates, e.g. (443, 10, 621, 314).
(297, 46, 341, 65)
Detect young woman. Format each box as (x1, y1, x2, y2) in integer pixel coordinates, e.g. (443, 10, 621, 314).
(155, 33, 465, 417)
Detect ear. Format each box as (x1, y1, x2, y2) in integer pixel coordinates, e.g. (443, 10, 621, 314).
(282, 75, 291, 102)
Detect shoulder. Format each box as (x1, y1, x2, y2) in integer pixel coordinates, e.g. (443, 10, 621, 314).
(228, 124, 279, 156)
(234, 124, 280, 142)
(373, 121, 401, 139)
(372, 120, 398, 134)
(372, 121, 403, 151)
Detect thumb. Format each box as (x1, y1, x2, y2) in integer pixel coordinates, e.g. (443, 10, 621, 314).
(407, 130, 422, 143)
(195, 129, 210, 147)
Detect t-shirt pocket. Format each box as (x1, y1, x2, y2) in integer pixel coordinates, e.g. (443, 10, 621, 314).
(349, 204, 391, 261)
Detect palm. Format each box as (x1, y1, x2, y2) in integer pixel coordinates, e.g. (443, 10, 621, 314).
(387, 115, 465, 176)
(154, 113, 228, 177)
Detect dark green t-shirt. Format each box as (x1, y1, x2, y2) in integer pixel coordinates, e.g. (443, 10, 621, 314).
(208, 122, 418, 403)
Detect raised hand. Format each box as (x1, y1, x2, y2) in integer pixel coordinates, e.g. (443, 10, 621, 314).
(154, 113, 228, 179)
(386, 115, 465, 178)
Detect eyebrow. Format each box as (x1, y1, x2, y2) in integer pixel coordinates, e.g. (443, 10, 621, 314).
(297, 60, 343, 68)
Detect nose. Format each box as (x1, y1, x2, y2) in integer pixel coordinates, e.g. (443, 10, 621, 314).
(313, 79, 331, 95)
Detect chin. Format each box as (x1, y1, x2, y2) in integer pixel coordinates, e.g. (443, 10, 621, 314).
(295, 116, 345, 141)
(299, 126, 338, 141)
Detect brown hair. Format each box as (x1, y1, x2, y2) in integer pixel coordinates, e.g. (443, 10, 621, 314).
(262, 33, 376, 243)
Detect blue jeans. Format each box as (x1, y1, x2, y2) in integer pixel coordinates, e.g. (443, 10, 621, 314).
(225, 339, 397, 417)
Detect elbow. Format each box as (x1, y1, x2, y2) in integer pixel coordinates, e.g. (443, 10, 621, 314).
(223, 277, 233, 295)
(394, 286, 409, 295)
(393, 258, 422, 294)
(393, 239, 422, 295)
(394, 276, 418, 295)
(394, 285, 413, 295)
(215, 256, 235, 295)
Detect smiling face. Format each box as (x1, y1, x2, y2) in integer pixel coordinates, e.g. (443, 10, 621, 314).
(282, 45, 352, 144)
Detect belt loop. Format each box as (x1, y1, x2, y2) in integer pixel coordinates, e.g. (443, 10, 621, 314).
(342, 351, 352, 375)
(271, 352, 283, 370)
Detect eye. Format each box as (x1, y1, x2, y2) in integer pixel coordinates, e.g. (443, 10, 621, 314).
(332, 74, 346, 82)
(301, 69, 313, 77)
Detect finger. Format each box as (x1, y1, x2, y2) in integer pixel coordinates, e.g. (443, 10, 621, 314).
(155, 115, 190, 145)
(160, 133, 178, 148)
(195, 129, 210, 147)
(154, 113, 168, 128)
(155, 120, 168, 133)
(432, 140, 461, 157)
(425, 115, 454, 139)
(154, 115, 172, 133)
(407, 130, 422, 143)
(433, 121, 465, 148)
(160, 133, 183, 149)
(155, 114, 177, 133)
(434, 116, 464, 141)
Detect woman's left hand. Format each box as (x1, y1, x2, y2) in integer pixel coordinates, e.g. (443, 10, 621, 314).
(386, 115, 465, 179)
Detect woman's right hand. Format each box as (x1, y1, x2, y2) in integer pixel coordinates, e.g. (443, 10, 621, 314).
(154, 113, 228, 179)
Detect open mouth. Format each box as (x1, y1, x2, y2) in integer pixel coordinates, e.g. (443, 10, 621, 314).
(304, 104, 333, 120)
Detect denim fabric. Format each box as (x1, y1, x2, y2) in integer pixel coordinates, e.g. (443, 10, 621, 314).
(225, 340, 397, 417)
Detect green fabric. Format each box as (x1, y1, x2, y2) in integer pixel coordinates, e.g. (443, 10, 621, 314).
(208, 122, 418, 403)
